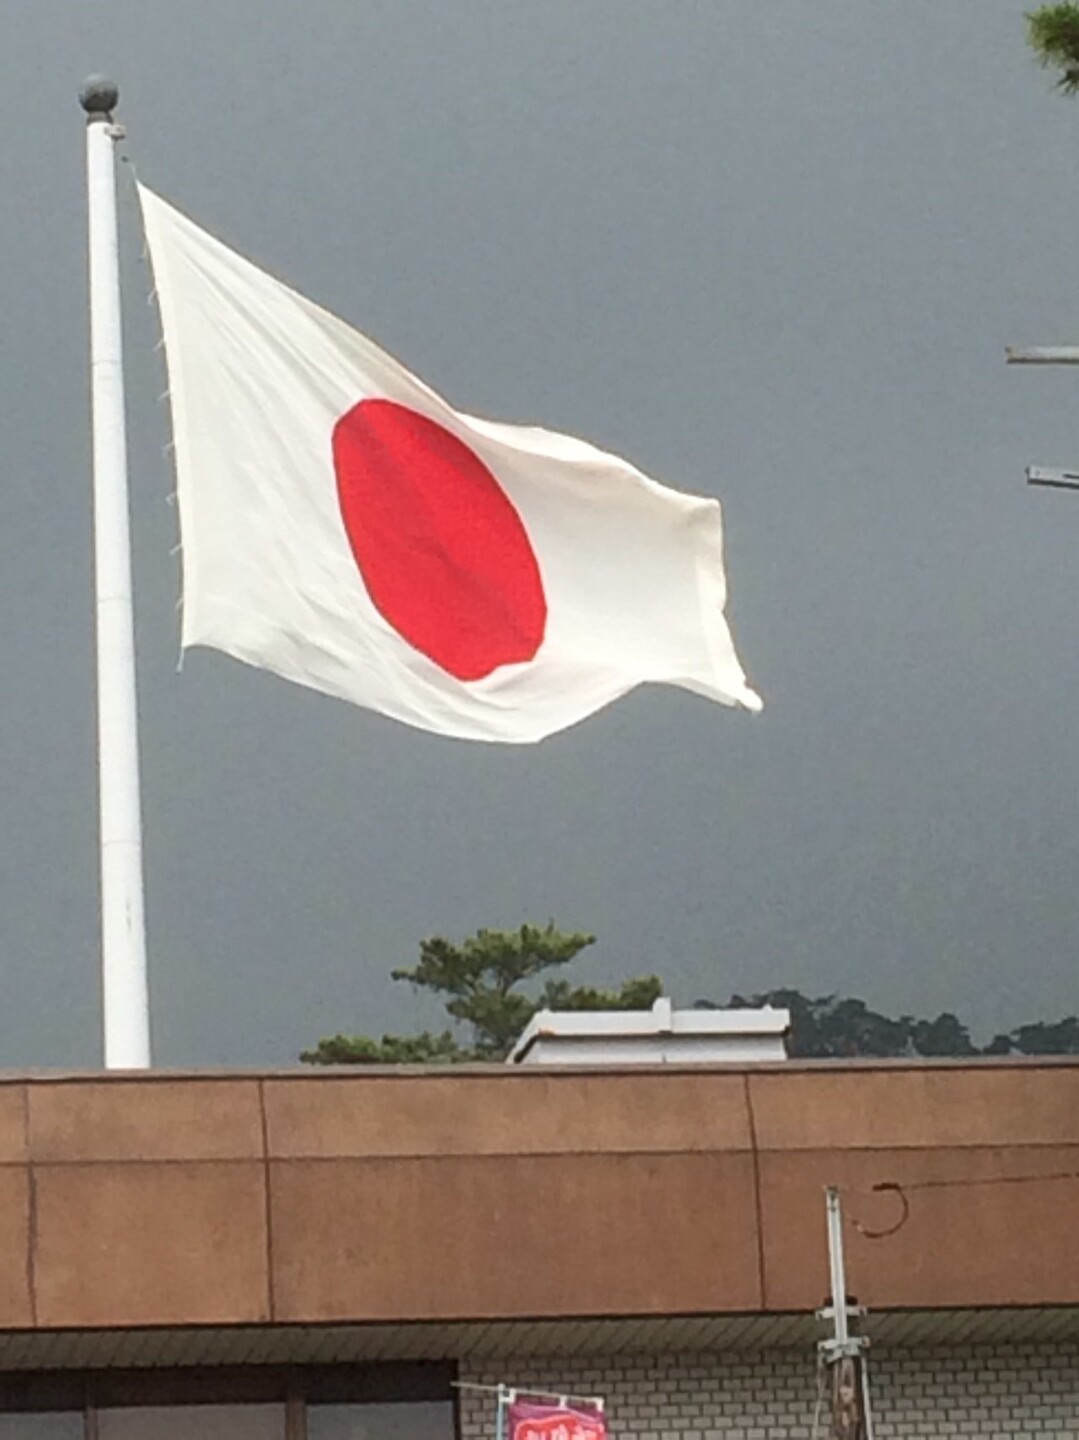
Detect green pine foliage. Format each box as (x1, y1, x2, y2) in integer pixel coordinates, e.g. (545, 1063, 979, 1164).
(1028, 5, 1079, 93)
(300, 922, 663, 1064)
(300, 1030, 465, 1065)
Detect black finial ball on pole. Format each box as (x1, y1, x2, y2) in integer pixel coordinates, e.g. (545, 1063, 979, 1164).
(79, 75, 119, 116)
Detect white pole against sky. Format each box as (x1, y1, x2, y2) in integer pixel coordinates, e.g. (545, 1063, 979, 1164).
(80, 76, 151, 1069)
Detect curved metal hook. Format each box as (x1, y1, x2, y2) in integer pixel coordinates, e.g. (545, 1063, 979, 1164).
(850, 1181, 910, 1240)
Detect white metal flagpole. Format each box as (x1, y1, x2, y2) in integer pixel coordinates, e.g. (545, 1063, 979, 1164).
(79, 75, 151, 1069)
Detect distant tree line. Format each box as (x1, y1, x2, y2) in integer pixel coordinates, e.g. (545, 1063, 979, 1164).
(300, 923, 1078, 1064)
(706, 989, 1079, 1059)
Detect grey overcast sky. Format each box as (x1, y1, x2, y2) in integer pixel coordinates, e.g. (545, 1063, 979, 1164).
(2, 0, 1078, 1066)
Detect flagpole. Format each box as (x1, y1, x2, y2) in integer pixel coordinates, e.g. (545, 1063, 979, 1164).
(80, 76, 151, 1069)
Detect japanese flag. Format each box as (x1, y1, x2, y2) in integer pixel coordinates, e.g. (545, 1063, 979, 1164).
(140, 186, 762, 743)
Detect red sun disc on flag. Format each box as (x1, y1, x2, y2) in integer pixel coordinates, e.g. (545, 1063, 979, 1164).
(333, 399, 547, 681)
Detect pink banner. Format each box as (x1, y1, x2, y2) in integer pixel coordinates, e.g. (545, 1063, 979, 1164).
(508, 1401, 606, 1440)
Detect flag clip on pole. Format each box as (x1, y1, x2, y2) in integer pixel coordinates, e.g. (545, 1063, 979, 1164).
(80, 76, 151, 1069)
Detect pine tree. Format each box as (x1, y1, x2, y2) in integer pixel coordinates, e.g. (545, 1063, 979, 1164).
(301, 923, 662, 1064)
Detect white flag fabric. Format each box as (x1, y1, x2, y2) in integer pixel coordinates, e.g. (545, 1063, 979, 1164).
(140, 186, 762, 743)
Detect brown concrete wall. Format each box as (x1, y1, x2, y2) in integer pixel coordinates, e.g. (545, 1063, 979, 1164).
(0, 1060, 1073, 1331)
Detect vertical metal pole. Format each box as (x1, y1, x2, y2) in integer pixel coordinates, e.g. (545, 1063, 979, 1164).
(495, 1385, 509, 1440)
(819, 1187, 873, 1440)
(80, 76, 151, 1069)
(825, 1186, 850, 1344)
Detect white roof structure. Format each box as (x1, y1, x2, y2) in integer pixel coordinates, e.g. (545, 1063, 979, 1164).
(507, 996, 790, 1066)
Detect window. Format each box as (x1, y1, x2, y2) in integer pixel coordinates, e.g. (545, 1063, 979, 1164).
(308, 1403, 454, 1440)
(0, 1364, 456, 1439)
(98, 1406, 284, 1439)
(0, 1419, 83, 1440)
